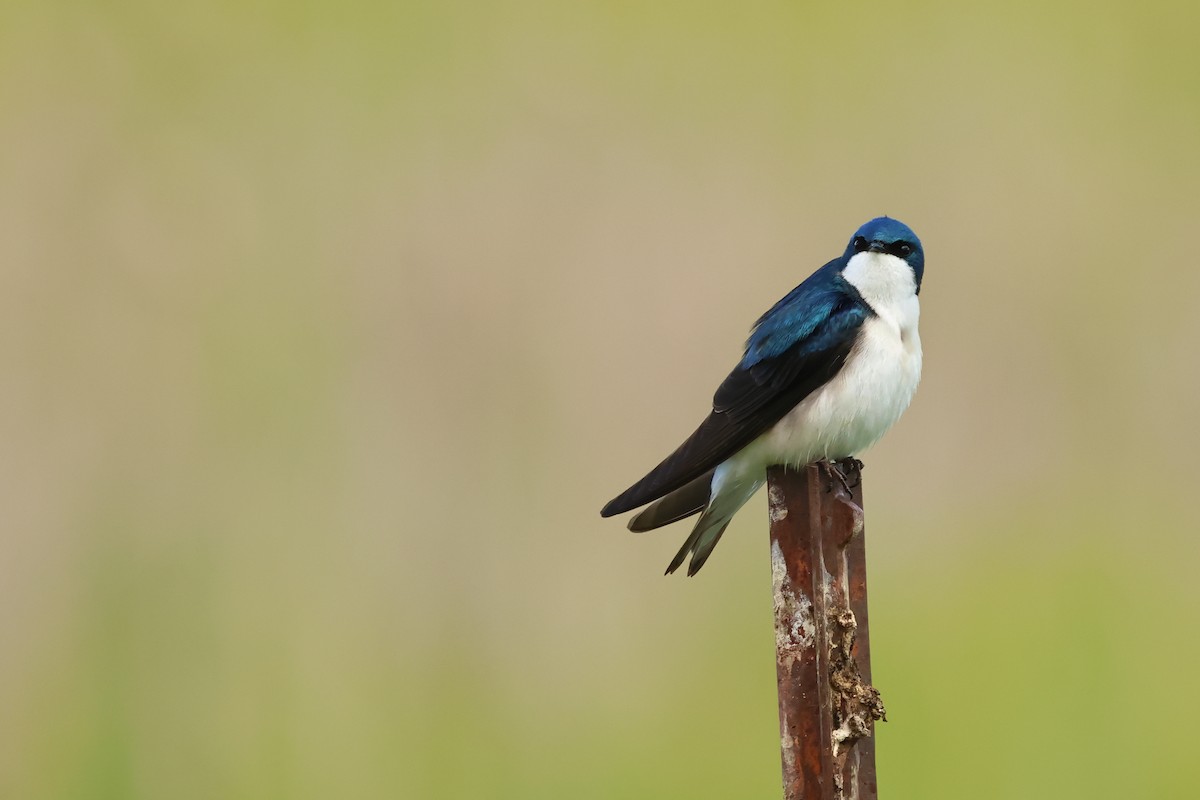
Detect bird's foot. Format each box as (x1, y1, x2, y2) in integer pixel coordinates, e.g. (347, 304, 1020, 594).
(820, 458, 863, 496)
(837, 457, 863, 489)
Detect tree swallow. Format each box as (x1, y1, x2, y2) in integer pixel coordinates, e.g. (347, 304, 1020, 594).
(601, 217, 924, 576)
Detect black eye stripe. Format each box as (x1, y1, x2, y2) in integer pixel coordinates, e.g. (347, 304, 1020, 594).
(853, 236, 915, 258)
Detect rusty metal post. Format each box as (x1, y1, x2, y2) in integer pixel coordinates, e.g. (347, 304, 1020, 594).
(768, 461, 886, 800)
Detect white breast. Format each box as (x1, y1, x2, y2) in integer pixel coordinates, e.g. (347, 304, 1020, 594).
(725, 252, 922, 478)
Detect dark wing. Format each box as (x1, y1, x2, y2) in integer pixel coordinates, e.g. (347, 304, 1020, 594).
(601, 264, 870, 517)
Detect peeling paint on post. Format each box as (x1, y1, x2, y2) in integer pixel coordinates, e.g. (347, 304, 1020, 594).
(769, 462, 885, 800)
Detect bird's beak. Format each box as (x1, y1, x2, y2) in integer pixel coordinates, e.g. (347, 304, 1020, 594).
(868, 240, 887, 253)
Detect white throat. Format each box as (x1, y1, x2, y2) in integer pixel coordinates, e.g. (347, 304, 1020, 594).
(841, 251, 918, 311)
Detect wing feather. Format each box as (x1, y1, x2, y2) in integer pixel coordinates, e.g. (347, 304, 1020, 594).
(601, 263, 869, 517)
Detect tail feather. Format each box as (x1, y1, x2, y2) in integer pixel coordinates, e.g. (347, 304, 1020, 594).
(665, 513, 730, 575)
(664, 475, 763, 576)
(627, 471, 714, 532)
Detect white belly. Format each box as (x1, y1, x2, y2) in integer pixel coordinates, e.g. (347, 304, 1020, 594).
(711, 249, 922, 496)
(725, 306, 922, 479)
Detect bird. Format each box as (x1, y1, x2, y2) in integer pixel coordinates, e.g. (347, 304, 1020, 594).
(601, 216, 924, 576)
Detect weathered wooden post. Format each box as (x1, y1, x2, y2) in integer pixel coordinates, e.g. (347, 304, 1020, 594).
(768, 461, 886, 800)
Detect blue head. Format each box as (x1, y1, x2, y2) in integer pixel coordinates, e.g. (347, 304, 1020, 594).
(844, 217, 924, 293)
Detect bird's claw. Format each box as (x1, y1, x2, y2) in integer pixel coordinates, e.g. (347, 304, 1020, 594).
(821, 458, 863, 496)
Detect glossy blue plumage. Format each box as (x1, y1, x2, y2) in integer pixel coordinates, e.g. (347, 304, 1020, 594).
(742, 260, 865, 368)
(744, 217, 921, 368)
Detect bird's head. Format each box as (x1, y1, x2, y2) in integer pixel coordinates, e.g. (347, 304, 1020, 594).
(844, 217, 924, 294)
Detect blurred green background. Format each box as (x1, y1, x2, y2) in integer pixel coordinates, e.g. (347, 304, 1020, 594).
(3, 1, 1199, 798)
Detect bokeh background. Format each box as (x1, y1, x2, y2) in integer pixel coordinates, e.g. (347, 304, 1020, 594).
(3, 2, 1199, 798)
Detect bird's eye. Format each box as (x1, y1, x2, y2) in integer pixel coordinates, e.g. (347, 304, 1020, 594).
(892, 242, 913, 257)
(853, 237, 868, 253)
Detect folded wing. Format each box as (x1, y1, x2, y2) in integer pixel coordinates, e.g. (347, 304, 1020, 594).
(601, 263, 870, 517)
